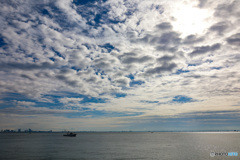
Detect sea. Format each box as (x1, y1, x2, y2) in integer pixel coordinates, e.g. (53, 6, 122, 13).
(0, 132, 239, 160)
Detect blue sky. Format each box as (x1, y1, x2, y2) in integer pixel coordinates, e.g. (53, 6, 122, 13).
(0, 0, 240, 131)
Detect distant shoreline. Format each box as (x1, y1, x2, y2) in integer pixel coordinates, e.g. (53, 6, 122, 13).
(1, 130, 239, 133)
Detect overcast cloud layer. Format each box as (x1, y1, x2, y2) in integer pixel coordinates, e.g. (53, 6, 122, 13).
(0, 0, 240, 131)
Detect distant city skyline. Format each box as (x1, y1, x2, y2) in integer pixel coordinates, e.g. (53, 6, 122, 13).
(1, 128, 53, 133)
(1, 128, 240, 133)
(0, 0, 240, 131)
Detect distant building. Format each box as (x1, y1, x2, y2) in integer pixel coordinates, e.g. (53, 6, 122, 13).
(4, 129, 10, 132)
(18, 129, 21, 133)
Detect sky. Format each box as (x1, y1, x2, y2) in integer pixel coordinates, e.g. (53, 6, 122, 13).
(0, 0, 240, 131)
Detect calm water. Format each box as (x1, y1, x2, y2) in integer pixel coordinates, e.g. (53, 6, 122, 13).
(0, 132, 240, 160)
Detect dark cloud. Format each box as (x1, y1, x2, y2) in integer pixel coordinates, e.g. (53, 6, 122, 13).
(118, 52, 153, 64)
(0, 106, 74, 115)
(114, 78, 129, 86)
(214, 0, 240, 18)
(118, 52, 137, 59)
(84, 76, 97, 83)
(136, 31, 181, 53)
(20, 74, 34, 81)
(141, 100, 159, 104)
(35, 71, 52, 79)
(121, 56, 153, 64)
(226, 33, 240, 46)
(154, 32, 181, 45)
(137, 34, 151, 44)
(55, 69, 82, 87)
(58, 69, 75, 74)
(55, 74, 81, 87)
(145, 62, 177, 75)
(93, 57, 117, 70)
(183, 35, 204, 44)
(198, 0, 208, 8)
(157, 55, 175, 63)
(0, 62, 54, 70)
(155, 22, 172, 30)
(126, 31, 138, 39)
(209, 21, 230, 35)
(137, 31, 181, 46)
(189, 43, 221, 57)
(94, 61, 111, 69)
(155, 45, 178, 52)
(184, 73, 201, 79)
(154, 32, 181, 53)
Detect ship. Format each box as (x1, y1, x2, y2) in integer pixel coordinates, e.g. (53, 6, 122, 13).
(63, 132, 77, 137)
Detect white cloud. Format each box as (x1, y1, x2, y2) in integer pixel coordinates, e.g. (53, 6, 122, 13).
(59, 97, 83, 104)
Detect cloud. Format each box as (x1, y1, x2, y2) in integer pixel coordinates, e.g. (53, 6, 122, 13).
(55, 70, 83, 88)
(133, 28, 182, 56)
(214, 0, 240, 18)
(114, 77, 131, 87)
(209, 21, 230, 35)
(226, 33, 240, 46)
(183, 35, 204, 44)
(189, 43, 221, 57)
(14, 101, 36, 106)
(155, 22, 173, 30)
(145, 62, 177, 76)
(198, 0, 208, 8)
(121, 55, 153, 64)
(141, 100, 159, 104)
(59, 97, 84, 104)
(157, 55, 175, 63)
(0, 106, 75, 115)
(155, 45, 178, 53)
(0, 62, 55, 71)
(143, 32, 181, 46)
